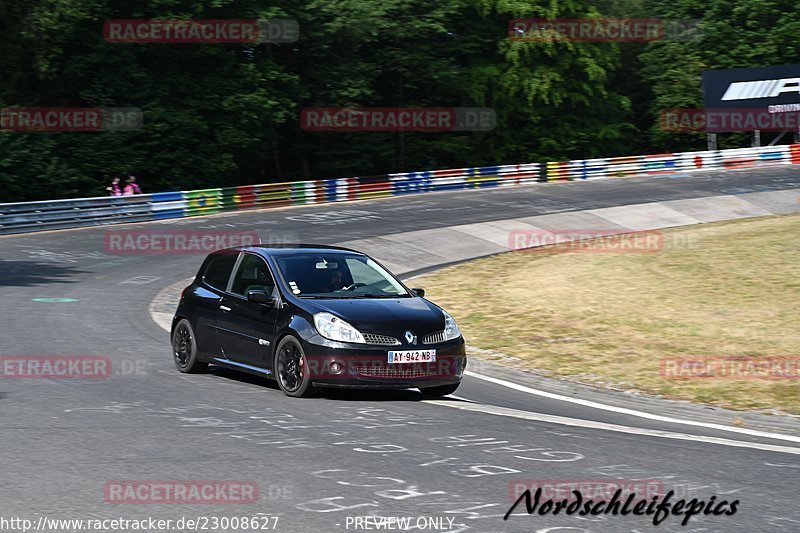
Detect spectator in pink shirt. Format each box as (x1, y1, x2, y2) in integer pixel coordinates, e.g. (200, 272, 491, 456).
(123, 175, 142, 196)
(106, 176, 122, 196)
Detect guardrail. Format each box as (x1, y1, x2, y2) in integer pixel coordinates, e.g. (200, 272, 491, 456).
(0, 163, 541, 235)
(1, 144, 798, 235)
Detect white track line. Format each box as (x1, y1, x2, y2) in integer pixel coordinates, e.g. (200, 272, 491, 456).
(424, 399, 800, 456)
(465, 370, 800, 444)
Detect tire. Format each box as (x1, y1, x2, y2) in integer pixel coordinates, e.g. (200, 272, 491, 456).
(419, 382, 460, 397)
(274, 335, 314, 398)
(172, 319, 208, 374)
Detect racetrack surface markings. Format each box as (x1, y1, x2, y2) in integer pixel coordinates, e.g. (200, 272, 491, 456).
(424, 399, 800, 456)
(464, 371, 800, 445)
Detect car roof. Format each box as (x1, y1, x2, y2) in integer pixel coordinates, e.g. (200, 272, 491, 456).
(211, 244, 364, 257)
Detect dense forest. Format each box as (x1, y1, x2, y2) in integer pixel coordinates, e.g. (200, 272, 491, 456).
(1, 0, 798, 201)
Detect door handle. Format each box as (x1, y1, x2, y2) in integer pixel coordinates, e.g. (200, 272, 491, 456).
(219, 305, 232, 312)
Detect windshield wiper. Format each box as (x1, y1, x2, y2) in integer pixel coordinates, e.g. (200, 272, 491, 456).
(300, 293, 409, 299)
(352, 293, 409, 299)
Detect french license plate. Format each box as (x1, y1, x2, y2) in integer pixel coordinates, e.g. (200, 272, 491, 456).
(387, 350, 437, 364)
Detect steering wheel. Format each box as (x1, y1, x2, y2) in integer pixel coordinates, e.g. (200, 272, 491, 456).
(344, 282, 368, 291)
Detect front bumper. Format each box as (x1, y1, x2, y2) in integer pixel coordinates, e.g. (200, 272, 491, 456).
(302, 334, 466, 389)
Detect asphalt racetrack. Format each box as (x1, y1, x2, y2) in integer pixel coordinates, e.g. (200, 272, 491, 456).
(2, 167, 800, 532)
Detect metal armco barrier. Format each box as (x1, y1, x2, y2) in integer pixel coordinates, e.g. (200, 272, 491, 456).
(1, 144, 798, 235)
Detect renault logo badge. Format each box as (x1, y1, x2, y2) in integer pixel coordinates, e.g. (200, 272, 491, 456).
(405, 331, 417, 345)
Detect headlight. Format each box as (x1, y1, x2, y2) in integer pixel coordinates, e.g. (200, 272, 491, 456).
(442, 310, 461, 341)
(313, 312, 365, 343)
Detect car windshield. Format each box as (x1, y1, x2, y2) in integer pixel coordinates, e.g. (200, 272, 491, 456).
(275, 252, 410, 299)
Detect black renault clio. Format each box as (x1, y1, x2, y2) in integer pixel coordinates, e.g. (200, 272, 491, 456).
(171, 245, 466, 397)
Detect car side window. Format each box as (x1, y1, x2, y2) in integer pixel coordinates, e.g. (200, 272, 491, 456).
(231, 253, 276, 297)
(203, 252, 239, 292)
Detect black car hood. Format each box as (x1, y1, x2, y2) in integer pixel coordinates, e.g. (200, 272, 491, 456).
(303, 297, 445, 335)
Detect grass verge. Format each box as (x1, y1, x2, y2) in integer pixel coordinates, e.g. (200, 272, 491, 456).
(415, 215, 800, 414)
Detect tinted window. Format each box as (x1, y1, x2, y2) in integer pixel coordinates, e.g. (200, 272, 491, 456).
(203, 253, 238, 291)
(231, 254, 276, 296)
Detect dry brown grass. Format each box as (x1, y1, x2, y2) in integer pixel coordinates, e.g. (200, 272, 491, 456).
(416, 215, 800, 414)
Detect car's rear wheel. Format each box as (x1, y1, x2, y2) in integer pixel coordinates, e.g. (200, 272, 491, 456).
(274, 335, 313, 397)
(172, 319, 208, 373)
(419, 383, 459, 397)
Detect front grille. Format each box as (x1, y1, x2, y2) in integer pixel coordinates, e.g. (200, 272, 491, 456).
(364, 333, 401, 346)
(355, 364, 440, 379)
(423, 331, 445, 344)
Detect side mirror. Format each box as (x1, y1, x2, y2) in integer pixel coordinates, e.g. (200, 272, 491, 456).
(410, 287, 425, 297)
(247, 290, 273, 305)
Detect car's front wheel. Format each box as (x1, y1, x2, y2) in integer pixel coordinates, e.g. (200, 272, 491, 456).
(274, 335, 313, 397)
(419, 383, 459, 397)
(172, 319, 208, 374)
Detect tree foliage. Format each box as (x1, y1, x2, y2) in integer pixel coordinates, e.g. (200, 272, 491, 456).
(0, 0, 797, 201)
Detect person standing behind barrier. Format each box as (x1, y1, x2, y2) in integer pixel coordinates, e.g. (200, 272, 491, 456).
(123, 175, 142, 196)
(106, 176, 122, 196)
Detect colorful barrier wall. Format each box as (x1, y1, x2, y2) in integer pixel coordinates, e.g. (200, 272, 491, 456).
(1, 144, 797, 235)
(543, 144, 797, 182)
